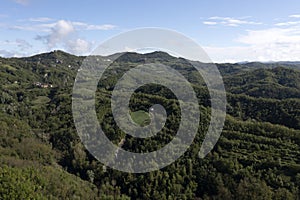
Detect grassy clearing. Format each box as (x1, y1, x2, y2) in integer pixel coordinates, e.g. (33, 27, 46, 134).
(130, 110, 150, 126)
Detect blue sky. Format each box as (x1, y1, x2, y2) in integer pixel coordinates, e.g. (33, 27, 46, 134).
(1, 0, 300, 62)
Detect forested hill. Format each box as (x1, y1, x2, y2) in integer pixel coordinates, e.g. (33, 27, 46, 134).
(0, 50, 300, 199)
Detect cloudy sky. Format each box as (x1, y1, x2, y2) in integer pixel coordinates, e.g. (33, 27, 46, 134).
(1, 0, 300, 62)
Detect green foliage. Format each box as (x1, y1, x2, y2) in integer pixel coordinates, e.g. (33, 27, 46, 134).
(0, 51, 300, 199)
(0, 164, 103, 200)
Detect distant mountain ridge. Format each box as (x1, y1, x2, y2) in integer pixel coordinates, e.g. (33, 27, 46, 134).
(3, 50, 300, 67)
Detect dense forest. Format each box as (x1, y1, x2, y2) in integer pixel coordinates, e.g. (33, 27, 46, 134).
(0, 50, 300, 199)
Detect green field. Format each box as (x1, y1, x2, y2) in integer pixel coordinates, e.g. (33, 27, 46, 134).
(130, 110, 151, 126)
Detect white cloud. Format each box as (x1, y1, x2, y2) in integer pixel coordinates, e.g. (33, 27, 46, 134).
(13, 0, 29, 5)
(34, 20, 94, 55)
(72, 22, 116, 30)
(9, 20, 116, 32)
(10, 25, 39, 31)
(275, 14, 300, 27)
(237, 28, 300, 45)
(201, 15, 300, 62)
(203, 16, 262, 27)
(45, 20, 75, 48)
(289, 14, 300, 18)
(28, 17, 54, 22)
(0, 39, 35, 57)
(203, 21, 217, 25)
(275, 21, 300, 26)
(0, 50, 18, 57)
(204, 26, 300, 62)
(65, 38, 92, 55)
(15, 39, 32, 50)
(0, 39, 32, 50)
(31, 19, 116, 54)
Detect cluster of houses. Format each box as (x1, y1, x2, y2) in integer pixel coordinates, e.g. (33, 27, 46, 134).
(34, 82, 53, 88)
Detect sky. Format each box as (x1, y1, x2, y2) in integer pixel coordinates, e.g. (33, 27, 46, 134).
(1, 0, 300, 63)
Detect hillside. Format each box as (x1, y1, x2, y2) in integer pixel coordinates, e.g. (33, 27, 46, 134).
(0, 51, 299, 199)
